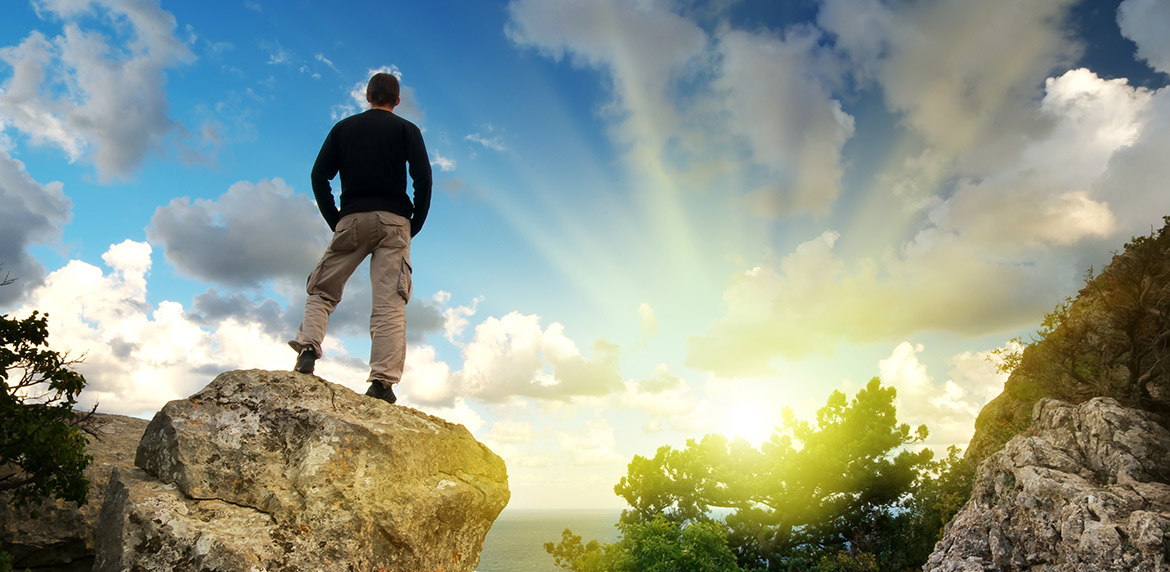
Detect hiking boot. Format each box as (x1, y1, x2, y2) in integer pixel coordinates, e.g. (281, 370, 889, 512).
(365, 382, 397, 405)
(294, 349, 316, 374)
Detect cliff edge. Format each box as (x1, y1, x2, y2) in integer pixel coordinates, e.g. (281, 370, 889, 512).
(926, 397, 1170, 571)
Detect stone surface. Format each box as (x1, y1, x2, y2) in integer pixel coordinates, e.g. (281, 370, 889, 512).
(0, 412, 148, 571)
(95, 369, 509, 572)
(926, 397, 1170, 571)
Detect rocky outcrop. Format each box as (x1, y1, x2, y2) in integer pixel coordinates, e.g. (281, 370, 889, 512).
(0, 412, 148, 571)
(926, 397, 1170, 571)
(966, 220, 1170, 469)
(93, 369, 509, 572)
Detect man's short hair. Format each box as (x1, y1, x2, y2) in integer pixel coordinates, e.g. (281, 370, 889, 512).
(367, 72, 400, 108)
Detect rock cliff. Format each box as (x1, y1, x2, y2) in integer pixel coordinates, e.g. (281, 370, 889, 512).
(94, 369, 510, 572)
(3, 369, 509, 572)
(926, 397, 1170, 571)
(0, 413, 148, 571)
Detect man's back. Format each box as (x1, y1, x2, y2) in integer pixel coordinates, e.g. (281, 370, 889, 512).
(311, 108, 431, 235)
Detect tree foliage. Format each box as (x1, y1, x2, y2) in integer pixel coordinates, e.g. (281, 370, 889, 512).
(545, 517, 740, 572)
(0, 296, 92, 507)
(549, 378, 944, 572)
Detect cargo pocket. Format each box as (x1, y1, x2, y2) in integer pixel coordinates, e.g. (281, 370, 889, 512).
(376, 211, 409, 250)
(330, 216, 360, 252)
(397, 257, 413, 303)
(303, 265, 320, 295)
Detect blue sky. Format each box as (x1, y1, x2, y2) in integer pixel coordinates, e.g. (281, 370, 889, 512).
(2, 0, 1168, 510)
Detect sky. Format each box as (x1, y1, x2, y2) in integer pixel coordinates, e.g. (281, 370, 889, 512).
(1, 0, 1168, 511)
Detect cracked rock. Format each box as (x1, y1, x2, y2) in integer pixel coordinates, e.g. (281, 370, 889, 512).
(97, 369, 509, 572)
(926, 398, 1170, 572)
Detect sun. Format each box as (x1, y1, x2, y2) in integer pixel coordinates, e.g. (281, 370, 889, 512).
(721, 401, 778, 446)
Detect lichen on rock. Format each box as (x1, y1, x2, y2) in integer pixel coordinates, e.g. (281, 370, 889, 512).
(926, 397, 1170, 571)
(95, 369, 509, 572)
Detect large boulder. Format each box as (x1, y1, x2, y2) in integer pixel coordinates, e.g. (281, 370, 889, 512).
(94, 369, 509, 572)
(926, 397, 1170, 571)
(0, 412, 148, 571)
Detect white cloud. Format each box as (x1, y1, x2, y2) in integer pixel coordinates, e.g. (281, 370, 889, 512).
(716, 26, 854, 216)
(1093, 81, 1170, 234)
(823, 0, 1081, 185)
(261, 39, 293, 65)
(0, 32, 84, 160)
(618, 363, 697, 432)
(556, 418, 623, 465)
(1118, 0, 1170, 75)
(1, 0, 194, 180)
(688, 68, 1161, 376)
(441, 294, 481, 343)
(399, 344, 454, 404)
(878, 342, 1010, 449)
(147, 178, 328, 286)
(452, 312, 623, 403)
(0, 150, 71, 305)
(430, 151, 456, 171)
(315, 53, 338, 73)
(465, 131, 508, 153)
(414, 397, 486, 437)
(11, 240, 313, 417)
(487, 419, 536, 444)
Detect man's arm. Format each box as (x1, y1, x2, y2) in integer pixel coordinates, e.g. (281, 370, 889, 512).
(310, 129, 342, 231)
(407, 125, 433, 237)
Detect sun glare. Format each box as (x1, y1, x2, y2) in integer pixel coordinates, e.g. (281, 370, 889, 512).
(721, 401, 777, 446)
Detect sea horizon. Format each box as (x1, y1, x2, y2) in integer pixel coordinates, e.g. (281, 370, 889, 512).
(477, 508, 623, 572)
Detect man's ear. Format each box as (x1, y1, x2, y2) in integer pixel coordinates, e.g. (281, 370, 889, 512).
(395, 96, 401, 108)
(366, 92, 373, 104)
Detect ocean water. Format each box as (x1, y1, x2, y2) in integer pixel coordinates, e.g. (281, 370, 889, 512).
(477, 509, 622, 572)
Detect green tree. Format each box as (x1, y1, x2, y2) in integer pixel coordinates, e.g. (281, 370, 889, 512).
(550, 379, 938, 572)
(545, 517, 740, 572)
(902, 446, 974, 562)
(0, 280, 92, 507)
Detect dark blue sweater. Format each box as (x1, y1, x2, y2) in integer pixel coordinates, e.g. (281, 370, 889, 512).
(310, 109, 432, 236)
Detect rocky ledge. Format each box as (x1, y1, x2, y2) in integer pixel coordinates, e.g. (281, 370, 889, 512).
(2, 369, 509, 572)
(926, 397, 1170, 571)
(0, 412, 148, 571)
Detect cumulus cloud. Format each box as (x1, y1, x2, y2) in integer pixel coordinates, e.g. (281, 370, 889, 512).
(147, 178, 328, 286)
(9, 239, 452, 417)
(1093, 80, 1170, 234)
(878, 341, 1011, 449)
(618, 363, 698, 432)
(440, 293, 481, 343)
(0, 0, 194, 180)
(401, 311, 624, 407)
(1118, 0, 1170, 75)
(454, 312, 623, 403)
(689, 66, 1160, 376)
(821, 0, 1081, 190)
(556, 418, 624, 465)
(188, 288, 292, 334)
(9, 241, 304, 416)
(0, 150, 71, 305)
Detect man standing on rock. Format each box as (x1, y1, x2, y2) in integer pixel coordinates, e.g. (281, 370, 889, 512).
(289, 72, 432, 405)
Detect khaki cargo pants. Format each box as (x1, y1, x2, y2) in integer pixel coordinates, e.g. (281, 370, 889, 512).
(290, 211, 412, 387)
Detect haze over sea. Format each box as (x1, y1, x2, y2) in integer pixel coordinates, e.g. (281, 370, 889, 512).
(478, 510, 621, 572)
